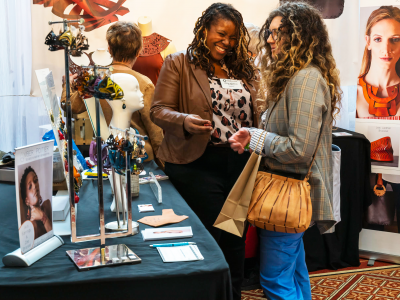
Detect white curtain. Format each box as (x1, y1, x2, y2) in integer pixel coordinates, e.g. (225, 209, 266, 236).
(334, 85, 357, 131)
(0, 0, 49, 152)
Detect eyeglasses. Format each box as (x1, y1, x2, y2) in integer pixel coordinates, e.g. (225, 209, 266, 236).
(265, 28, 280, 41)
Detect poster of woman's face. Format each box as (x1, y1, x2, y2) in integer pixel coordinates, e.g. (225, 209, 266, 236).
(356, 4, 400, 176)
(357, 2, 400, 237)
(15, 141, 54, 254)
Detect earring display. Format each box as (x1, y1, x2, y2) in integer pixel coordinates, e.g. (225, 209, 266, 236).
(106, 127, 147, 176)
(72, 67, 124, 101)
(45, 18, 138, 270)
(44, 23, 89, 54)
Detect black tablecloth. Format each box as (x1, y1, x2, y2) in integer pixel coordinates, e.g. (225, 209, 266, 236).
(0, 161, 232, 300)
(303, 127, 372, 271)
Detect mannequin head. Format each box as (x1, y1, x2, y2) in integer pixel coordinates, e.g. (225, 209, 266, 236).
(107, 73, 144, 128)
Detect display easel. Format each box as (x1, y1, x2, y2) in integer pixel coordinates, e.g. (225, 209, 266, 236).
(47, 19, 139, 270)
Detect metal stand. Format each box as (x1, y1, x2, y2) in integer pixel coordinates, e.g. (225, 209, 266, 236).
(45, 19, 138, 269)
(106, 127, 140, 234)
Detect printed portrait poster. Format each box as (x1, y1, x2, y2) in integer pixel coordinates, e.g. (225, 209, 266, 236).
(357, 0, 400, 236)
(15, 140, 54, 254)
(356, 0, 400, 176)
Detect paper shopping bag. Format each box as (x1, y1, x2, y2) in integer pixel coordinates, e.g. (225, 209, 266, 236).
(213, 152, 262, 237)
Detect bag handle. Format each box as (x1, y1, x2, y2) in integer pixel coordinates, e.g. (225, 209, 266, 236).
(254, 131, 268, 156)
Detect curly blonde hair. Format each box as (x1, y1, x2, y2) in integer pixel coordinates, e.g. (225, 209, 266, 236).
(257, 2, 342, 120)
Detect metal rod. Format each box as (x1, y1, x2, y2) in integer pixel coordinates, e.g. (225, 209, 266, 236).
(119, 174, 126, 225)
(81, 65, 111, 70)
(112, 167, 121, 228)
(109, 125, 147, 139)
(94, 65, 106, 246)
(125, 138, 132, 233)
(64, 43, 77, 242)
(48, 18, 84, 25)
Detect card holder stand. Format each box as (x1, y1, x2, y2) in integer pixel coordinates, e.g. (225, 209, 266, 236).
(149, 172, 162, 203)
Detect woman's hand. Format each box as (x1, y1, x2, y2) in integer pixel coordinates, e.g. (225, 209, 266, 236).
(228, 128, 251, 154)
(30, 206, 44, 222)
(183, 115, 213, 135)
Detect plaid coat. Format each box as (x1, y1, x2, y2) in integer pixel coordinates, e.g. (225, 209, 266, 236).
(249, 65, 335, 234)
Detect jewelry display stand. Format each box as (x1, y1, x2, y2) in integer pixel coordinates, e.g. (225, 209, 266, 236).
(46, 19, 138, 270)
(105, 125, 145, 233)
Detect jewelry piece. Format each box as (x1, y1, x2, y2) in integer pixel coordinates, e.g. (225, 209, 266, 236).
(122, 99, 126, 109)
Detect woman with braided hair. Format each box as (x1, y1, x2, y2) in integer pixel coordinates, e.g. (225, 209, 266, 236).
(150, 3, 258, 298)
(229, 2, 342, 299)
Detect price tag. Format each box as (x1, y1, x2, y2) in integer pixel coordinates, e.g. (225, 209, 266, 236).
(220, 79, 243, 89)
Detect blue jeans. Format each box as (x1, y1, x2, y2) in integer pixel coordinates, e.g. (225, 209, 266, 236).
(259, 230, 311, 300)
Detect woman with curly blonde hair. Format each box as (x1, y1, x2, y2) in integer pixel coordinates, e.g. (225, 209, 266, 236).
(229, 2, 342, 299)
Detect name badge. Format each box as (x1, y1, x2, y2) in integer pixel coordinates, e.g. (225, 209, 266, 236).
(220, 79, 243, 89)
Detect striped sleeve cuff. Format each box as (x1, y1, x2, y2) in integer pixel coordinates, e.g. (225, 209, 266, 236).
(249, 129, 267, 156)
(249, 129, 278, 157)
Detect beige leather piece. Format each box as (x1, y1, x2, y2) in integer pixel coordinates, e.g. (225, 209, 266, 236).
(137, 209, 188, 227)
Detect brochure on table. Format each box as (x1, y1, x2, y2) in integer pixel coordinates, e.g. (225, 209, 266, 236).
(15, 140, 54, 254)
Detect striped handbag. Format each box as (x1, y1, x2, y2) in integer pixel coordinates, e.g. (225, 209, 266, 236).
(246, 133, 322, 233)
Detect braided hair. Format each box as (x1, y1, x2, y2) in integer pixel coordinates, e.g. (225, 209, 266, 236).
(187, 3, 255, 81)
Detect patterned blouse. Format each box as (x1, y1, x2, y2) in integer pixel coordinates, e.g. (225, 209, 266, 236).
(209, 77, 253, 144)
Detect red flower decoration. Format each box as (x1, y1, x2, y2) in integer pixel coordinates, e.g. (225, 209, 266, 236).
(33, 0, 129, 32)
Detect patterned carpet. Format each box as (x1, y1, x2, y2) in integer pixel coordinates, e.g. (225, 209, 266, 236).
(241, 263, 400, 300)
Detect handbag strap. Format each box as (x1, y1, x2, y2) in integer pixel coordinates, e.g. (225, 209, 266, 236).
(304, 127, 324, 181)
(263, 85, 325, 182)
(263, 101, 324, 182)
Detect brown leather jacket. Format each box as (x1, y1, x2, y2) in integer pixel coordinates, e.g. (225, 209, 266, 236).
(150, 51, 259, 164)
(61, 69, 164, 165)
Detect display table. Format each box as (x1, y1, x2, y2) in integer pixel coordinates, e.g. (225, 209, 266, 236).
(303, 127, 372, 271)
(0, 161, 232, 300)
